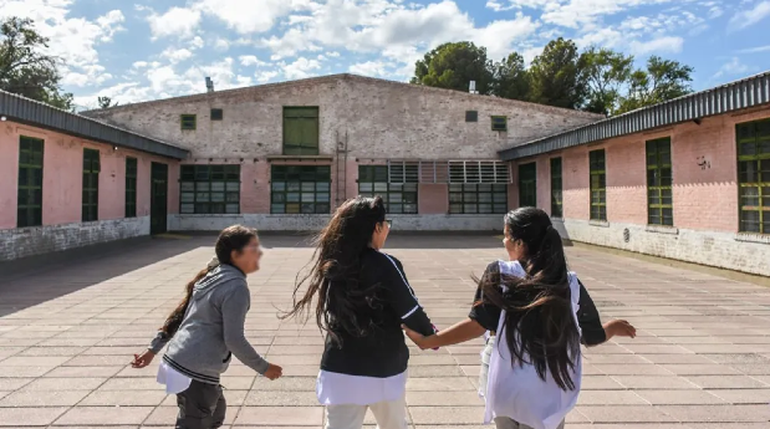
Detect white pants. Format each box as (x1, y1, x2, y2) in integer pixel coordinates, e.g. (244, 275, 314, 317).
(325, 396, 408, 429)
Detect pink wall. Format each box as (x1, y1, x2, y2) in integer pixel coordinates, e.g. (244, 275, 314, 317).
(522, 107, 770, 233)
(419, 184, 448, 214)
(0, 120, 181, 230)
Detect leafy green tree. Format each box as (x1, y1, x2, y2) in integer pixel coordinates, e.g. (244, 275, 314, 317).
(411, 41, 495, 95)
(527, 38, 586, 109)
(491, 52, 529, 101)
(617, 56, 694, 114)
(0, 17, 73, 111)
(580, 47, 634, 115)
(97, 96, 117, 109)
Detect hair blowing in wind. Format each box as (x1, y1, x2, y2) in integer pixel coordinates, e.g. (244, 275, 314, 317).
(479, 207, 581, 391)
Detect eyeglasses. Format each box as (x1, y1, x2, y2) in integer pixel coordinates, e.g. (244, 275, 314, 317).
(384, 219, 392, 227)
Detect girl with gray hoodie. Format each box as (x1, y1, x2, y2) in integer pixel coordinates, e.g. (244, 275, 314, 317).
(131, 225, 283, 429)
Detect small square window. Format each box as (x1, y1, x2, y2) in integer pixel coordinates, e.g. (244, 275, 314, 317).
(465, 110, 478, 122)
(491, 116, 507, 132)
(181, 114, 197, 130)
(211, 109, 223, 121)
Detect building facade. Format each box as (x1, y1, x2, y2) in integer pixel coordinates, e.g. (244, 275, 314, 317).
(86, 74, 600, 232)
(500, 71, 770, 276)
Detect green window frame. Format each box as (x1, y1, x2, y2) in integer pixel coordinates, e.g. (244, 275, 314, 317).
(550, 157, 563, 218)
(358, 165, 418, 214)
(491, 116, 508, 132)
(181, 114, 196, 130)
(17, 136, 44, 228)
(125, 157, 137, 218)
(283, 107, 319, 155)
(180, 165, 240, 214)
(589, 149, 606, 221)
(271, 165, 331, 214)
(737, 118, 770, 234)
(646, 137, 673, 226)
(449, 184, 508, 214)
(82, 148, 100, 222)
(518, 162, 537, 208)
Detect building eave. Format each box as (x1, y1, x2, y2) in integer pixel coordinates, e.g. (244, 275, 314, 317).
(0, 90, 189, 160)
(498, 70, 770, 161)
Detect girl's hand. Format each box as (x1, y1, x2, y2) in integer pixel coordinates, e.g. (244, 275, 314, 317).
(605, 319, 636, 339)
(131, 350, 156, 368)
(402, 324, 434, 350)
(263, 363, 283, 380)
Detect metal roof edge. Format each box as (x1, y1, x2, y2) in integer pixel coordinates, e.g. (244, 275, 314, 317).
(0, 90, 189, 159)
(499, 70, 770, 161)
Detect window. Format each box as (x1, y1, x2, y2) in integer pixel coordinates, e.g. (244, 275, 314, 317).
(283, 107, 319, 155)
(449, 184, 508, 214)
(210, 108, 223, 121)
(180, 165, 240, 214)
(646, 137, 673, 226)
(358, 165, 418, 214)
(589, 149, 606, 221)
(465, 110, 478, 122)
(181, 114, 196, 130)
(737, 118, 770, 234)
(550, 157, 563, 218)
(17, 136, 44, 228)
(82, 148, 100, 222)
(125, 157, 137, 218)
(518, 162, 537, 207)
(271, 165, 331, 214)
(491, 116, 508, 132)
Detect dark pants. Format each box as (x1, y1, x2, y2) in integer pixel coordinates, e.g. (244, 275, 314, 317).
(175, 380, 226, 429)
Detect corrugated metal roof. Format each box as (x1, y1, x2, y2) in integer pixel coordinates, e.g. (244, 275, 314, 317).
(499, 70, 770, 161)
(0, 90, 189, 159)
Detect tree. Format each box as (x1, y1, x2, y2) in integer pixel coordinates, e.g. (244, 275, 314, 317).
(491, 52, 529, 101)
(527, 38, 586, 109)
(411, 41, 495, 95)
(580, 47, 634, 115)
(0, 17, 73, 111)
(617, 56, 694, 114)
(97, 96, 117, 109)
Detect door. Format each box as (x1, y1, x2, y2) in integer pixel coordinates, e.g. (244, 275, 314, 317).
(150, 162, 168, 235)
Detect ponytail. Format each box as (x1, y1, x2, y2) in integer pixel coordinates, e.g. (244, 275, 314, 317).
(159, 257, 220, 337)
(479, 208, 581, 391)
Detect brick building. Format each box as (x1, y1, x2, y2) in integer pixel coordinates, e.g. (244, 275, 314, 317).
(1, 72, 768, 276)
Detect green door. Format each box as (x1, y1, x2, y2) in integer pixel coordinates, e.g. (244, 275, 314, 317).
(518, 162, 537, 208)
(150, 162, 168, 235)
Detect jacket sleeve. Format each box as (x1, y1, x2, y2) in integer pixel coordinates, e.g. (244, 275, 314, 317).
(577, 279, 606, 346)
(469, 262, 503, 331)
(382, 254, 436, 337)
(147, 331, 170, 354)
(220, 282, 270, 375)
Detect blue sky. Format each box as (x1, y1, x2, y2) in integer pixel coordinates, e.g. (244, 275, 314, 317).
(3, 0, 769, 109)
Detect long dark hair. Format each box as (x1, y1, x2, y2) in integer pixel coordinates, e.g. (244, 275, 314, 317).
(478, 207, 580, 390)
(159, 225, 257, 338)
(281, 196, 387, 345)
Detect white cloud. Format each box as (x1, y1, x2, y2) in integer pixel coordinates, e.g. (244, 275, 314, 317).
(132, 61, 149, 69)
(214, 38, 230, 51)
(729, 1, 770, 31)
(239, 55, 266, 66)
(190, 36, 205, 49)
(160, 48, 194, 64)
(256, 70, 279, 83)
(349, 60, 389, 77)
(714, 57, 752, 78)
(195, 0, 311, 34)
(327, 51, 341, 58)
(737, 44, 770, 54)
(629, 36, 684, 55)
(282, 57, 321, 79)
(146, 6, 202, 40)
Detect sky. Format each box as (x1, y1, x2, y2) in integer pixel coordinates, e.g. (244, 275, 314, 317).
(2, 0, 769, 110)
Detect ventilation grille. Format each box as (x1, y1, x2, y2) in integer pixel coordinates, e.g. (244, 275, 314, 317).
(448, 161, 510, 184)
(387, 161, 420, 183)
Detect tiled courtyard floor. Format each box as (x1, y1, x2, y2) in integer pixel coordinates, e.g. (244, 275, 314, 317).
(0, 234, 769, 428)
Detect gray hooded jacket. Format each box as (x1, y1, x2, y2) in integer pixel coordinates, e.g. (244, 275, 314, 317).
(148, 264, 269, 384)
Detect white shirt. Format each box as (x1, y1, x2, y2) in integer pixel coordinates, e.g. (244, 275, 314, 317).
(483, 260, 583, 429)
(157, 360, 192, 394)
(316, 370, 407, 406)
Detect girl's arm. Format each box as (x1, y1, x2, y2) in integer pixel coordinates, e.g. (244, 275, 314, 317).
(131, 330, 171, 368)
(578, 280, 635, 346)
(403, 318, 486, 350)
(384, 255, 435, 336)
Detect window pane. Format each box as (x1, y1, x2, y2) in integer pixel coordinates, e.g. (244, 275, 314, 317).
(272, 182, 286, 191)
(226, 204, 239, 214)
(359, 183, 373, 193)
(196, 182, 210, 191)
(181, 192, 194, 203)
(211, 192, 225, 202)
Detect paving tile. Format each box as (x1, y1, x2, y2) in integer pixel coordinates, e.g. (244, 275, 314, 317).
(20, 376, 107, 391)
(54, 406, 155, 425)
(80, 389, 168, 406)
(242, 390, 319, 406)
(612, 375, 699, 390)
(406, 391, 482, 406)
(683, 375, 770, 389)
(577, 390, 648, 405)
(656, 405, 770, 422)
(634, 389, 726, 405)
(234, 406, 324, 426)
(0, 389, 91, 406)
(0, 407, 68, 426)
(709, 388, 770, 404)
(577, 405, 678, 423)
(409, 406, 485, 425)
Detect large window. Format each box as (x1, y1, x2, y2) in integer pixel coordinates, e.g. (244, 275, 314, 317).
(17, 136, 44, 228)
(181, 114, 196, 130)
(271, 165, 331, 214)
(646, 137, 673, 226)
(358, 165, 418, 214)
(82, 148, 100, 222)
(180, 165, 240, 214)
(125, 157, 137, 218)
(737, 118, 770, 234)
(550, 157, 563, 218)
(449, 184, 508, 214)
(283, 107, 319, 155)
(589, 149, 606, 221)
(518, 163, 537, 207)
